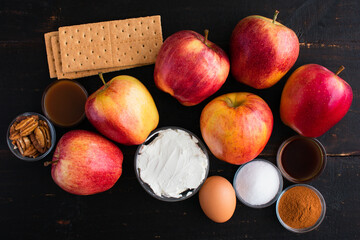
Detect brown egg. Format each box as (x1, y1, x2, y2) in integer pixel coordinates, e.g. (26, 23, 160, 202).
(199, 176, 236, 223)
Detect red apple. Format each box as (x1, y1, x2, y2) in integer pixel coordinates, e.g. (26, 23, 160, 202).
(280, 64, 353, 137)
(48, 130, 123, 195)
(230, 10, 299, 89)
(200, 92, 273, 165)
(154, 30, 230, 106)
(85, 74, 159, 145)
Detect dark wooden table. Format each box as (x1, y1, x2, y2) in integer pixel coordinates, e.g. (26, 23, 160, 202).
(1, 0, 359, 239)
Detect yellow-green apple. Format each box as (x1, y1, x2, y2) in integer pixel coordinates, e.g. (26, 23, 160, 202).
(154, 30, 230, 106)
(85, 74, 159, 145)
(200, 92, 273, 165)
(230, 10, 299, 89)
(280, 64, 353, 137)
(47, 130, 123, 195)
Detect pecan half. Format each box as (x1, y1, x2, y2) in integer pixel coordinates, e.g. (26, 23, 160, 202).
(39, 120, 48, 127)
(30, 133, 45, 153)
(23, 145, 38, 157)
(9, 131, 21, 141)
(20, 121, 38, 136)
(15, 117, 36, 131)
(9, 124, 16, 134)
(14, 115, 28, 124)
(23, 136, 31, 149)
(34, 127, 46, 149)
(39, 125, 51, 149)
(17, 137, 26, 150)
(16, 140, 24, 155)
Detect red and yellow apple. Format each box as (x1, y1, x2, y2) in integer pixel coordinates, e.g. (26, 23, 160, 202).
(280, 64, 353, 137)
(154, 30, 230, 106)
(200, 92, 273, 165)
(85, 74, 159, 145)
(49, 130, 123, 195)
(230, 11, 299, 89)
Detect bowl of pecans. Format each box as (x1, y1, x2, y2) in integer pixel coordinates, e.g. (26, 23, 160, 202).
(7, 112, 56, 161)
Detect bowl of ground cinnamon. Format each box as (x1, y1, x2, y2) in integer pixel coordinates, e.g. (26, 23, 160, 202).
(276, 184, 326, 233)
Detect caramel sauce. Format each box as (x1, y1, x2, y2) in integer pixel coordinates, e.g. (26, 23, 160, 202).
(42, 80, 87, 127)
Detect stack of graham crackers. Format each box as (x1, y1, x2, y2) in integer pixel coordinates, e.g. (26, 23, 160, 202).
(44, 15, 163, 79)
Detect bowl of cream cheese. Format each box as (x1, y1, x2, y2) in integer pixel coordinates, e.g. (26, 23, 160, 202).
(134, 126, 210, 202)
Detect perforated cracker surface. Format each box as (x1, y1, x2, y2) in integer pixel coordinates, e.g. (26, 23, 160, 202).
(58, 15, 162, 73)
(50, 35, 147, 79)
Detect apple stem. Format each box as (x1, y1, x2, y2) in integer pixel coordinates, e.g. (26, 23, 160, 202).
(224, 97, 233, 107)
(203, 29, 209, 46)
(335, 65, 345, 75)
(273, 10, 280, 24)
(44, 160, 58, 167)
(99, 72, 108, 87)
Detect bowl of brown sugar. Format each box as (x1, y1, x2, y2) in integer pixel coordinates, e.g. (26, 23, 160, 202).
(276, 184, 326, 233)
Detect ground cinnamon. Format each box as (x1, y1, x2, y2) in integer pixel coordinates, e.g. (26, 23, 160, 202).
(278, 185, 322, 229)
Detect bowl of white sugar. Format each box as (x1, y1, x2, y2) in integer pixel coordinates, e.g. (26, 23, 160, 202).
(233, 159, 283, 208)
(134, 127, 210, 202)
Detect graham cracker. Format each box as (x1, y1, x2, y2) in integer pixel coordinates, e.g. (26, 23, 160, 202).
(44, 31, 58, 78)
(58, 15, 162, 73)
(50, 35, 147, 79)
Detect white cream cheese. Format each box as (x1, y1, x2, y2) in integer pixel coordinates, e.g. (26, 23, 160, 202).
(137, 128, 208, 198)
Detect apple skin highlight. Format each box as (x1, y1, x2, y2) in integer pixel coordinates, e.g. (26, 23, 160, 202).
(230, 15, 299, 89)
(154, 30, 230, 106)
(280, 64, 353, 137)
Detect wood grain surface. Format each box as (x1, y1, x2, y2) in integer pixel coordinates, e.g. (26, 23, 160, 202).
(0, 0, 359, 239)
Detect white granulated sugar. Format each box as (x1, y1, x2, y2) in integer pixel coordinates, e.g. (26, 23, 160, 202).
(235, 160, 280, 206)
